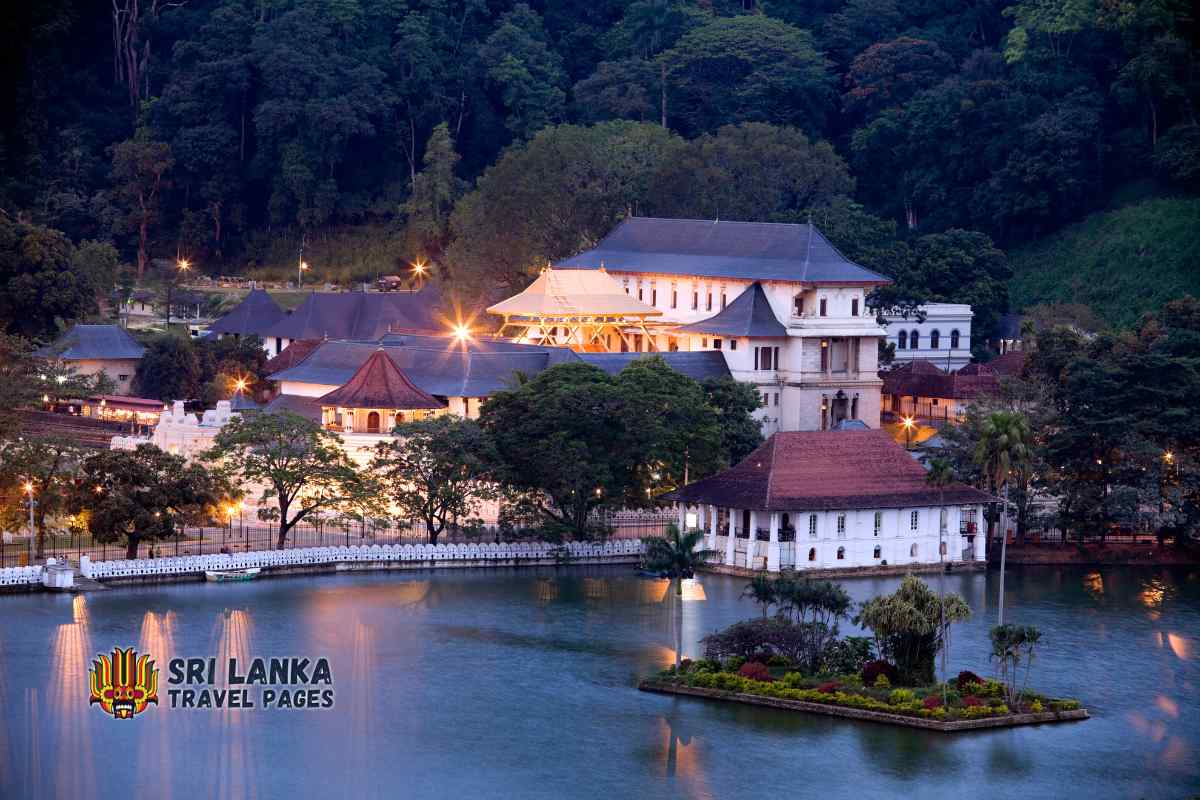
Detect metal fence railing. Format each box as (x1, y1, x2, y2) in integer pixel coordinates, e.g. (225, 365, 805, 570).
(0, 513, 676, 569)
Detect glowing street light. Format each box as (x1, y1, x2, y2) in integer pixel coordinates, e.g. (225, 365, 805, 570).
(22, 481, 34, 496)
(901, 415, 915, 450)
(451, 324, 472, 344)
(234, 377, 249, 395)
(412, 260, 427, 276)
(298, 259, 309, 288)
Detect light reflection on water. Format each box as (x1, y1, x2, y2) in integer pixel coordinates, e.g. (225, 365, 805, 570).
(1, 565, 1198, 799)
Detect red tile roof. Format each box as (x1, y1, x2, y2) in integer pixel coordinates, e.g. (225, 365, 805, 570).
(669, 429, 992, 511)
(318, 349, 445, 410)
(881, 360, 1001, 401)
(988, 350, 1026, 377)
(263, 339, 321, 375)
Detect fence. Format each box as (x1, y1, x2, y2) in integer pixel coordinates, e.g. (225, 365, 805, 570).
(0, 511, 675, 569)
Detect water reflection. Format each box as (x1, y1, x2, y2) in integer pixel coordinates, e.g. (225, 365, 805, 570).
(210, 609, 257, 800)
(49, 621, 95, 799)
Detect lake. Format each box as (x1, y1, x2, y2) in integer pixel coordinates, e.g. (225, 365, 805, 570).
(0, 565, 1196, 799)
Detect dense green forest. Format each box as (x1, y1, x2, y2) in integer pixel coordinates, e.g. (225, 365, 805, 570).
(1, 0, 1197, 339)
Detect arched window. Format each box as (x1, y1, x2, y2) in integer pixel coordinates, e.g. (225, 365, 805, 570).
(910, 543, 918, 558)
(808, 548, 817, 562)
(910, 330, 920, 349)
(950, 329, 960, 349)
(366, 411, 381, 433)
(897, 330, 907, 350)
(873, 546, 882, 559)
(836, 547, 845, 560)
(930, 329, 940, 349)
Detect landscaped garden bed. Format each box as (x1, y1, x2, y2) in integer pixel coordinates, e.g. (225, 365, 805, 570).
(639, 662, 1088, 732)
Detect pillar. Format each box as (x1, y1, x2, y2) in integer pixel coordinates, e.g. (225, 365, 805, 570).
(677, 502, 686, 532)
(708, 504, 718, 551)
(724, 509, 737, 566)
(767, 512, 780, 572)
(746, 510, 758, 569)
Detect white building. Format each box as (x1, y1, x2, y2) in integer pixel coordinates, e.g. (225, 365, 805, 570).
(883, 303, 973, 372)
(111, 400, 238, 458)
(670, 429, 990, 573)
(550, 218, 891, 432)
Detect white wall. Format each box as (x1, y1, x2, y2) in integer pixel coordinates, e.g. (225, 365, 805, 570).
(884, 303, 973, 371)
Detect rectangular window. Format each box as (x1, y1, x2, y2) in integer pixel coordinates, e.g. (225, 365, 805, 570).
(118, 374, 129, 381)
(794, 295, 804, 316)
(762, 392, 769, 407)
(713, 338, 722, 350)
(692, 292, 699, 310)
(819, 298, 828, 317)
(706, 293, 713, 311)
(730, 339, 737, 351)
(808, 514, 818, 538)
(773, 347, 780, 370)
(701, 338, 708, 348)
(721, 293, 727, 309)
(851, 298, 859, 316)
(910, 510, 919, 531)
(651, 289, 657, 306)
(773, 392, 779, 407)
(940, 507, 948, 532)
(837, 514, 846, 537)
(638, 286, 644, 301)
(874, 511, 882, 536)
(671, 290, 677, 309)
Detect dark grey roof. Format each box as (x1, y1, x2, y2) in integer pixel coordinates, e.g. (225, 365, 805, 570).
(262, 286, 442, 341)
(831, 419, 870, 431)
(673, 282, 787, 337)
(555, 217, 891, 285)
(578, 352, 732, 382)
(208, 289, 286, 336)
(264, 394, 323, 422)
(34, 325, 145, 361)
(230, 394, 262, 412)
(269, 338, 583, 398)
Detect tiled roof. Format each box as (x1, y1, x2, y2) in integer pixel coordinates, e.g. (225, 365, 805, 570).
(555, 217, 891, 285)
(881, 360, 1001, 401)
(263, 339, 321, 375)
(668, 430, 993, 512)
(578, 352, 732, 382)
(487, 268, 660, 318)
(207, 289, 286, 336)
(262, 286, 443, 341)
(318, 349, 445, 409)
(34, 324, 145, 361)
(987, 350, 1026, 377)
(673, 282, 787, 337)
(264, 394, 323, 422)
(269, 338, 582, 398)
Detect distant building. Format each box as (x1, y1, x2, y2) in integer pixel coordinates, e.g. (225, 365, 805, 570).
(496, 217, 892, 432)
(206, 288, 285, 343)
(258, 286, 444, 356)
(882, 303, 973, 371)
(35, 324, 145, 395)
(669, 429, 991, 573)
(881, 360, 1011, 423)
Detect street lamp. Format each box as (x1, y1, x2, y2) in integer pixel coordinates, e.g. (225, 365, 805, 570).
(901, 415, 915, 450)
(165, 258, 190, 329)
(23, 480, 35, 552)
(451, 323, 472, 344)
(412, 260, 427, 288)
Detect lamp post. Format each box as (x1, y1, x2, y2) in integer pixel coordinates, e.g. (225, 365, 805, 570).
(412, 260, 427, 289)
(23, 480, 35, 561)
(901, 415, 915, 450)
(166, 258, 189, 329)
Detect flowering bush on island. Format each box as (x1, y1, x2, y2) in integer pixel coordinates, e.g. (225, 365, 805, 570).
(738, 662, 773, 682)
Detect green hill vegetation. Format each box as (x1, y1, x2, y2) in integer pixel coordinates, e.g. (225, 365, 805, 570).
(1009, 198, 1200, 329)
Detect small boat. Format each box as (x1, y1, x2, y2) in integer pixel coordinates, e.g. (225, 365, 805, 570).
(205, 567, 261, 583)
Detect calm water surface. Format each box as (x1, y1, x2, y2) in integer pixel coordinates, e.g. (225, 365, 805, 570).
(0, 565, 1196, 799)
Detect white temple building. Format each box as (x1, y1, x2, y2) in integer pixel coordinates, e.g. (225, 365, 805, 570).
(882, 303, 974, 372)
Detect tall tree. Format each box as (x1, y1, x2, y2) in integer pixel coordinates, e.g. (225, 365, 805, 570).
(701, 376, 764, 466)
(478, 4, 568, 142)
(643, 524, 717, 669)
(71, 444, 231, 559)
(204, 411, 364, 549)
(975, 409, 1033, 624)
(857, 574, 971, 685)
(372, 416, 495, 544)
(0, 436, 82, 559)
(401, 123, 466, 265)
(109, 129, 172, 278)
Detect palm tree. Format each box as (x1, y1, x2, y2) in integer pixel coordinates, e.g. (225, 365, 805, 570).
(926, 457, 956, 704)
(644, 524, 717, 669)
(974, 411, 1033, 626)
(741, 574, 778, 619)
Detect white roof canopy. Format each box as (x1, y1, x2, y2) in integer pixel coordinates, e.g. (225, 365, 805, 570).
(487, 268, 662, 319)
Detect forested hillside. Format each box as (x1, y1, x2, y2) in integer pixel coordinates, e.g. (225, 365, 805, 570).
(1, 0, 1197, 338)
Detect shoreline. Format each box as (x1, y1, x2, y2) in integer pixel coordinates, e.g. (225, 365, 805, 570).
(638, 680, 1090, 732)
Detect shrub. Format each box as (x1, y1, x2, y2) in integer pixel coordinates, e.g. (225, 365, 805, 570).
(889, 689, 916, 705)
(679, 658, 693, 673)
(766, 654, 792, 667)
(1051, 699, 1081, 712)
(1030, 699, 1044, 713)
(873, 674, 891, 689)
(703, 618, 814, 664)
(861, 660, 899, 687)
(817, 681, 841, 694)
(955, 671, 983, 691)
(738, 661, 774, 682)
(692, 659, 721, 673)
(962, 696, 983, 707)
(923, 695, 942, 709)
(821, 636, 875, 676)
(724, 656, 747, 672)
(782, 672, 807, 688)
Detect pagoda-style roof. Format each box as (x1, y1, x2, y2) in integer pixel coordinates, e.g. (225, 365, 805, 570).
(207, 289, 286, 336)
(318, 349, 445, 410)
(34, 324, 145, 361)
(555, 217, 891, 286)
(487, 268, 661, 319)
(673, 282, 787, 338)
(668, 430, 993, 512)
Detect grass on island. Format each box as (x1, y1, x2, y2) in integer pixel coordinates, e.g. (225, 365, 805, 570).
(651, 659, 1082, 723)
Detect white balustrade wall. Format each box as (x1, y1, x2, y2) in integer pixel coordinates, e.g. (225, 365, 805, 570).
(0, 565, 45, 586)
(78, 539, 647, 581)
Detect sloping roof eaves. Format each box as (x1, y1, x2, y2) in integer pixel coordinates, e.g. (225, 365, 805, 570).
(207, 289, 286, 336)
(555, 218, 891, 285)
(673, 282, 787, 337)
(578, 352, 732, 382)
(34, 325, 145, 361)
